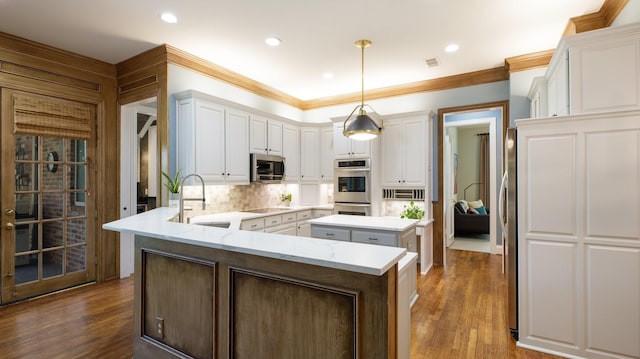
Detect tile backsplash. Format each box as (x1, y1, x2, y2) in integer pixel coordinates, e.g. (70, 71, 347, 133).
(181, 183, 333, 217)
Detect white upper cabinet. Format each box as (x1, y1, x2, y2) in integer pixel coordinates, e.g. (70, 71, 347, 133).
(381, 115, 426, 188)
(300, 127, 320, 182)
(282, 123, 300, 182)
(319, 125, 333, 182)
(333, 122, 370, 159)
(535, 23, 640, 118)
(176, 91, 249, 185)
(250, 115, 283, 156)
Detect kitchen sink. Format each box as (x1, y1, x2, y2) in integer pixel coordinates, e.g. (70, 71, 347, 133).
(191, 221, 231, 228)
(241, 207, 288, 214)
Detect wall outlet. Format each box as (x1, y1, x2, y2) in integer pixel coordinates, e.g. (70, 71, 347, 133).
(155, 317, 164, 338)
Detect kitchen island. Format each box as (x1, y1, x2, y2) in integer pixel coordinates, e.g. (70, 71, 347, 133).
(104, 208, 406, 359)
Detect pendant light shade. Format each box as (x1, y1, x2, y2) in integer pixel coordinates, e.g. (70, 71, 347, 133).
(343, 40, 382, 141)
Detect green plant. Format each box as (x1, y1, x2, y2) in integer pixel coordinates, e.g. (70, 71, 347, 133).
(400, 201, 424, 219)
(161, 170, 182, 193)
(281, 193, 292, 202)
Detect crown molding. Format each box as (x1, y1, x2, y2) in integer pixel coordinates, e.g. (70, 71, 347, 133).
(504, 49, 555, 73)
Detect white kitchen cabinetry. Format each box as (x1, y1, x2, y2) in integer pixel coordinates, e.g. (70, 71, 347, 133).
(516, 110, 640, 359)
(176, 91, 249, 184)
(528, 77, 548, 119)
(282, 123, 300, 182)
(381, 115, 426, 187)
(300, 127, 320, 182)
(319, 125, 333, 182)
(333, 122, 370, 158)
(250, 115, 283, 156)
(536, 23, 640, 118)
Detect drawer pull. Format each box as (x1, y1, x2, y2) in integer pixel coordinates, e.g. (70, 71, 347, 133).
(271, 220, 278, 224)
(251, 224, 257, 228)
(368, 237, 378, 241)
(325, 233, 334, 236)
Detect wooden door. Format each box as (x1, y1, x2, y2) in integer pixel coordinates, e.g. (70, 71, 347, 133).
(1, 89, 96, 303)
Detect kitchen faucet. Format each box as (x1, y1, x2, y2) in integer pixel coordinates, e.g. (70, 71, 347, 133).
(178, 173, 206, 223)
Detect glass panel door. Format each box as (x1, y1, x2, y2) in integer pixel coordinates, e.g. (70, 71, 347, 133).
(2, 134, 93, 303)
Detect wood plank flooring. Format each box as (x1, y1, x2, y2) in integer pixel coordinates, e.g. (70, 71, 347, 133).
(0, 249, 562, 358)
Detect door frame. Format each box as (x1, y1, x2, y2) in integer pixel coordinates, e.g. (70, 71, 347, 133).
(444, 117, 498, 254)
(433, 101, 508, 266)
(119, 97, 157, 279)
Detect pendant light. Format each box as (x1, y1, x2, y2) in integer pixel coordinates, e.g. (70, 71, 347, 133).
(343, 39, 382, 141)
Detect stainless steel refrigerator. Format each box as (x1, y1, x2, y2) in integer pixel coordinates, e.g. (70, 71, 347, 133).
(500, 127, 518, 340)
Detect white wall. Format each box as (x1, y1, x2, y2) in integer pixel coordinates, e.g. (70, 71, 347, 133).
(613, 1, 640, 26)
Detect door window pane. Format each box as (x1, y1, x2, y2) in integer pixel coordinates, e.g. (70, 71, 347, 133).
(42, 221, 63, 249)
(42, 164, 64, 191)
(43, 249, 63, 278)
(15, 254, 38, 285)
(42, 192, 63, 219)
(41, 137, 63, 162)
(67, 193, 85, 217)
(15, 135, 38, 161)
(67, 219, 86, 245)
(66, 245, 86, 273)
(15, 194, 37, 220)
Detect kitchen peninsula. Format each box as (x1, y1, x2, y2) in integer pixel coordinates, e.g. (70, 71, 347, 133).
(104, 207, 407, 359)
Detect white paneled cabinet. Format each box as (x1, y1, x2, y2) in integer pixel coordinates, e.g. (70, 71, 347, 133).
(250, 115, 283, 156)
(382, 115, 426, 187)
(319, 125, 333, 182)
(282, 123, 300, 182)
(516, 110, 640, 359)
(176, 92, 249, 184)
(532, 23, 640, 118)
(300, 127, 320, 182)
(333, 122, 370, 158)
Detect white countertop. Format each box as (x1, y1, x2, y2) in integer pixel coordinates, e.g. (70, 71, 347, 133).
(307, 214, 419, 232)
(103, 207, 406, 276)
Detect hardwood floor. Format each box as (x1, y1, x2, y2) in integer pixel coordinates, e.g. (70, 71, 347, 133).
(0, 249, 562, 358)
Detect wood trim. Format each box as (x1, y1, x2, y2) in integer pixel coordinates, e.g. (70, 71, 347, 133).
(165, 45, 306, 109)
(433, 101, 509, 266)
(599, 0, 629, 26)
(0, 32, 116, 78)
(302, 67, 509, 110)
(562, 0, 628, 37)
(504, 50, 555, 73)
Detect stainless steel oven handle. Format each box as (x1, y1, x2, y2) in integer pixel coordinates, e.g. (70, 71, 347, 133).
(334, 203, 370, 207)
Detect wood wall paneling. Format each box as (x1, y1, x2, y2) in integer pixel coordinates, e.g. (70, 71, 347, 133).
(0, 31, 119, 282)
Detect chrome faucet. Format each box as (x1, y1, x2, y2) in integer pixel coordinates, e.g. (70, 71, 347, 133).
(178, 173, 206, 223)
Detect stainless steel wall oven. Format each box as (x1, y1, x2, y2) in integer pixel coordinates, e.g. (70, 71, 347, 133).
(333, 158, 371, 215)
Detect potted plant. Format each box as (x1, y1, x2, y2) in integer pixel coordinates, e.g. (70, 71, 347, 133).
(281, 193, 292, 207)
(400, 201, 425, 220)
(162, 170, 181, 208)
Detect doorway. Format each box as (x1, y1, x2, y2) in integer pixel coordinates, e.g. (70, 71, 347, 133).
(119, 97, 158, 278)
(1, 89, 96, 303)
(433, 101, 508, 266)
(444, 119, 495, 253)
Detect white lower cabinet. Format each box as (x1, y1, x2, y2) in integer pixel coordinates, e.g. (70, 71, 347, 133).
(517, 110, 640, 359)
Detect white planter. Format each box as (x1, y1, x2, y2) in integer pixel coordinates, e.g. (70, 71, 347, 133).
(168, 193, 180, 208)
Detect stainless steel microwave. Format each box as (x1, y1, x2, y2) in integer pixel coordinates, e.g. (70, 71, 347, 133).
(250, 153, 285, 183)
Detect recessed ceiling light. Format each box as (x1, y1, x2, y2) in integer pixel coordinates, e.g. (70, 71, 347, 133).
(160, 12, 178, 24)
(445, 43, 459, 53)
(322, 72, 334, 79)
(265, 37, 281, 46)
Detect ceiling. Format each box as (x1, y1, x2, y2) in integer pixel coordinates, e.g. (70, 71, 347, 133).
(0, 0, 605, 101)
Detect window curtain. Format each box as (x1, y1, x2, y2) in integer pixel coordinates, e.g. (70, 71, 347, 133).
(478, 133, 490, 210)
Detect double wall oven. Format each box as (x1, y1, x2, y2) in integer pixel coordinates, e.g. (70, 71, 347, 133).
(333, 158, 371, 216)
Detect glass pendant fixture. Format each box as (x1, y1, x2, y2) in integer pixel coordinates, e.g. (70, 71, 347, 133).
(343, 39, 382, 141)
